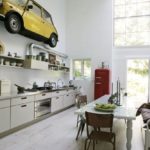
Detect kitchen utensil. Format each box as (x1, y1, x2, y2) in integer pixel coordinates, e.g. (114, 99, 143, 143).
(16, 63, 23, 67)
(10, 62, 16, 66)
(39, 52, 46, 57)
(36, 55, 42, 61)
(4, 61, 10, 65)
(14, 84, 25, 93)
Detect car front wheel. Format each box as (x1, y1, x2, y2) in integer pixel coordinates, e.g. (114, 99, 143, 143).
(48, 34, 58, 47)
(5, 14, 21, 33)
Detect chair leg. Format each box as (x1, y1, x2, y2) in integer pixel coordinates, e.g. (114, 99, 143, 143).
(76, 122, 82, 140)
(76, 115, 80, 127)
(81, 121, 85, 135)
(87, 139, 91, 150)
(113, 135, 116, 150)
(84, 138, 88, 150)
(93, 140, 95, 150)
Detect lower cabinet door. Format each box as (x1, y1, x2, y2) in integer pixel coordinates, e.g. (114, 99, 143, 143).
(0, 108, 10, 133)
(63, 94, 71, 108)
(11, 102, 34, 128)
(64, 93, 75, 107)
(51, 96, 63, 112)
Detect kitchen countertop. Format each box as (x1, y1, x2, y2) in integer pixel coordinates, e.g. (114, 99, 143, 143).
(0, 87, 77, 100)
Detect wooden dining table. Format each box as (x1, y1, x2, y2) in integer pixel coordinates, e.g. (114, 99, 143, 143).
(75, 95, 137, 150)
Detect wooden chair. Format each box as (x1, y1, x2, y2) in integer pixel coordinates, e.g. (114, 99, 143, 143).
(75, 95, 87, 140)
(84, 112, 116, 150)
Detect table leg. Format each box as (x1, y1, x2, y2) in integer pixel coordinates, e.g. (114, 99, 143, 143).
(126, 120, 133, 150)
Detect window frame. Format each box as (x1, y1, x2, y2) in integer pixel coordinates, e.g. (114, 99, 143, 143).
(113, 0, 150, 48)
(72, 58, 91, 80)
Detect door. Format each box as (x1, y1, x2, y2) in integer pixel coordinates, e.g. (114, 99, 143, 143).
(42, 9, 53, 38)
(23, 0, 44, 36)
(127, 59, 149, 108)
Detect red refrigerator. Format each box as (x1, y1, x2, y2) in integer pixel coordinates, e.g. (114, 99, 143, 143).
(94, 69, 110, 100)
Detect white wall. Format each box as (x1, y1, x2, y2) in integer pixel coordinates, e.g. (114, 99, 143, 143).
(0, 0, 68, 92)
(112, 47, 150, 92)
(66, 0, 113, 101)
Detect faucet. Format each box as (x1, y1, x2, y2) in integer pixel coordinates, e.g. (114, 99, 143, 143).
(51, 82, 56, 89)
(57, 79, 64, 89)
(44, 81, 51, 89)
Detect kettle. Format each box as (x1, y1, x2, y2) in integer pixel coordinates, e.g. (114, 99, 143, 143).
(69, 80, 74, 87)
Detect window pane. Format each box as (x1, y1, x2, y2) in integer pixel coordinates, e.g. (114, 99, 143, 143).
(28, 1, 41, 17)
(137, 32, 150, 45)
(126, 4, 137, 17)
(126, 18, 138, 33)
(115, 0, 125, 5)
(115, 5, 125, 17)
(74, 60, 82, 77)
(126, 0, 137, 5)
(137, 17, 150, 32)
(114, 0, 150, 46)
(126, 33, 137, 46)
(115, 19, 125, 33)
(83, 60, 91, 78)
(114, 34, 126, 46)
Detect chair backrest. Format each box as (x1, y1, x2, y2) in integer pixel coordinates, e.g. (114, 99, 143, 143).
(85, 112, 114, 135)
(76, 95, 87, 108)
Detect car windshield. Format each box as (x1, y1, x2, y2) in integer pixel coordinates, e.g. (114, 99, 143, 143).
(8, 0, 27, 6)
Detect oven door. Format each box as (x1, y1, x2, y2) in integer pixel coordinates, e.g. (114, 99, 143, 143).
(35, 98, 51, 118)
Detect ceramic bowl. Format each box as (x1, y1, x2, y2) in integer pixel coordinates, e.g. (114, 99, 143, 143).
(10, 62, 16, 66)
(16, 63, 23, 67)
(5, 61, 10, 65)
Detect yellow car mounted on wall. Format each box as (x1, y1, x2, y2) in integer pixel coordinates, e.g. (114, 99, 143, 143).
(0, 0, 58, 47)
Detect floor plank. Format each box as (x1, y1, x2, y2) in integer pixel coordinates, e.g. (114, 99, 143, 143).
(0, 107, 144, 150)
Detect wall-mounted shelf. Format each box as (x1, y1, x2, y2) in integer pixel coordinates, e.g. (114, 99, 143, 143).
(48, 63, 70, 72)
(0, 55, 24, 68)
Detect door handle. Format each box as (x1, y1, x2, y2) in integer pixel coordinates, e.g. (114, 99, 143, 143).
(96, 83, 101, 85)
(21, 97, 27, 100)
(21, 105, 27, 107)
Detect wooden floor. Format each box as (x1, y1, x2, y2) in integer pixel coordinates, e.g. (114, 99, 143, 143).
(0, 107, 144, 150)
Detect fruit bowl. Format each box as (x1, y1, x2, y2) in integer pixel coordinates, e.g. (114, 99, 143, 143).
(94, 103, 116, 112)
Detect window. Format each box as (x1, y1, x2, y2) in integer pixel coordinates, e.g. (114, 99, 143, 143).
(9, 0, 27, 6)
(114, 0, 150, 47)
(73, 59, 91, 79)
(28, 1, 42, 17)
(43, 9, 53, 24)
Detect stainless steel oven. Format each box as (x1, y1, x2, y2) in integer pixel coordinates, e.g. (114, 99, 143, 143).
(35, 98, 51, 118)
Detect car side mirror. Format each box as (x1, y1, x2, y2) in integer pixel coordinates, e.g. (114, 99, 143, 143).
(27, 5, 33, 10)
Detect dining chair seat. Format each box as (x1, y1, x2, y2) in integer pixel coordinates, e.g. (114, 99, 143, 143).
(84, 112, 116, 150)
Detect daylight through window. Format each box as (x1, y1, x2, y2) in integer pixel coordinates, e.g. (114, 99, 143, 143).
(73, 59, 91, 79)
(114, 0, 150, 47)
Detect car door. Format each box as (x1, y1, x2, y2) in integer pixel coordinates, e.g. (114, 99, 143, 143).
(22, 0, 44, 36)
(42, 9, 54, 38)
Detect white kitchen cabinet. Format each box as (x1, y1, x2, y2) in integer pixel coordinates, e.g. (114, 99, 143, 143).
(51, 96, 64, 112)
(11, 102, 34, 128)
(70, 93, 75, 105)
(63, 93, 75, 108)
(0, 107, 10, 133)
(11, 95, 34, 106)
(0, 99, 10, 133)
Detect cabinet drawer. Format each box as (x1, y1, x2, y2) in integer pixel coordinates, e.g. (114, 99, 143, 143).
(51, 90, 65, 97)
(11, 95, 34, 106)
(0, 99, 10, 108)
(11, 102, 34, 128)
(35, 92, 52, 101)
